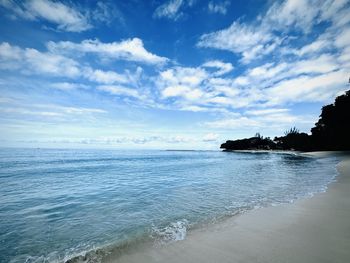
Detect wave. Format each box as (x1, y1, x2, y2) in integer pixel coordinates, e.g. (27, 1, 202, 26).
(22, 219, 190, 263)
(151, 219, 189, 245)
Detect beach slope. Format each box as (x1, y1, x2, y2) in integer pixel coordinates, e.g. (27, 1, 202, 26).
(104, 152, 350, 263)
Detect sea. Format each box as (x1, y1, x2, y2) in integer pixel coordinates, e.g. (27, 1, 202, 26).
(0, 148, 339, 263)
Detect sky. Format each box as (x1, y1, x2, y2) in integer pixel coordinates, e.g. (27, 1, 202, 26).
(0, 0, 349, 149)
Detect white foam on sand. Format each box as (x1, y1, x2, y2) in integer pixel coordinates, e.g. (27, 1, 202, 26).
(151, 219, 189, 245)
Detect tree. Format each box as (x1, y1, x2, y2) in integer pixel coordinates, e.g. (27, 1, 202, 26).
(221, 89, 350, 151)
(311, 90, 350, 150)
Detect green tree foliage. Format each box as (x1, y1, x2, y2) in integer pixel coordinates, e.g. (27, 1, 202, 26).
(284, 127, 299, 136)
(221, 89, 350, 151)
(311, 90, 350, 150)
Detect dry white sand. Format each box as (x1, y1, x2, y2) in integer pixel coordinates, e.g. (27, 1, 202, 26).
(103, 152, 350, 263)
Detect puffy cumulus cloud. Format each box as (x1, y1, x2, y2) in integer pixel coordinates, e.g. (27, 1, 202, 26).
(155, 65, 241, 110)
(202, 60, 233, 76)
(47, 38, 168, 65)
(83, 68, 128, 84)
(155, 63, 267, 110)
(0, 41, 151, 88)
(159, 66, 208, 87)
(0, 42, 80, 77)
(162, 85, 204, 100)
(157, 65, 233, 97)
(208, 1, 230, 15)
(0, 0, 91, 32)
(0, 42, 134, 85)
(153, 47, 348, 118)
(157, 66, 208, 101)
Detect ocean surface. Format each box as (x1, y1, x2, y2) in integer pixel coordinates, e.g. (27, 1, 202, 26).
(0, 148, 339, 263)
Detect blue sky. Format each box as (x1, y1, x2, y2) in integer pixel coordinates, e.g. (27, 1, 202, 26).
(0, 0, 349, 149)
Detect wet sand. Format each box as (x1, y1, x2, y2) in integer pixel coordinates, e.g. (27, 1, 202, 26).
(103, 152, 350, 263)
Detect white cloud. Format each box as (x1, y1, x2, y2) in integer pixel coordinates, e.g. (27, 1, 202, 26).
(245, 108, 290, 116)
(241, 53, 341, 94)
(248, 62, 287, 79)
(202, 133, 219, 141)
(263, 0, 319, 33)
(202, 60, 233, 76)
(205, 117, 260, 129)
(335, 27, 350, 47)
(49, 135, 196, 146)
(47, 38, 168, 65)
(197, 0, 350, 63)
(97, 85, 140, 98)
(91, 1, 125, 26)
(208, 1, 230, 15)
(233, 76, 249, 86)
(163, 85, 204, 100)
(204, 110, 314, 135)
(0, 107, 64, 117)
(0, 42, 140, 87)
(34, 104, 107, 114)
(84, 68, 128, 84)
(50, 82, 89, 91)
(265, 69, 349, 105)
(262, 0, 349, 33)
(161, 66, 208, 86)
(293, 38, 330, 57)
(206, 96, 232, 105)
(153, 0, 184, 20)
(197, 21, 276, 63)
(0, 42, 80, 77)
(293, 54, 338, 74)
(180, 105, 209, 112)
(156, 66, 210, 104)
(0, 104, 106, 118)
(24, 48, 80, 77)
(58, 106, 106, 115)
(0, 0, 91, 32)
(339, 46, 350, 64)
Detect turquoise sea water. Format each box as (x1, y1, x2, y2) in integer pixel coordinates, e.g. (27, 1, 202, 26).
(0, 148, 339, 262)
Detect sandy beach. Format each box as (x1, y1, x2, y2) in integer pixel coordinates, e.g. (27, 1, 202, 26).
(103, 152, 350, 263)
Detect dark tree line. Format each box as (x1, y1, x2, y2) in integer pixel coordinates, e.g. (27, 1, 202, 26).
(221, 89, 350, 151)
(311, 89, 350, 150)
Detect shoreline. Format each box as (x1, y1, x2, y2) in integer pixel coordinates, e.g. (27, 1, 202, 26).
(101, 151, 350, 263)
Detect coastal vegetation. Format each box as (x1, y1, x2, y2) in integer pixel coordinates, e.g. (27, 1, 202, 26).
(221, 89, 350, 151)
